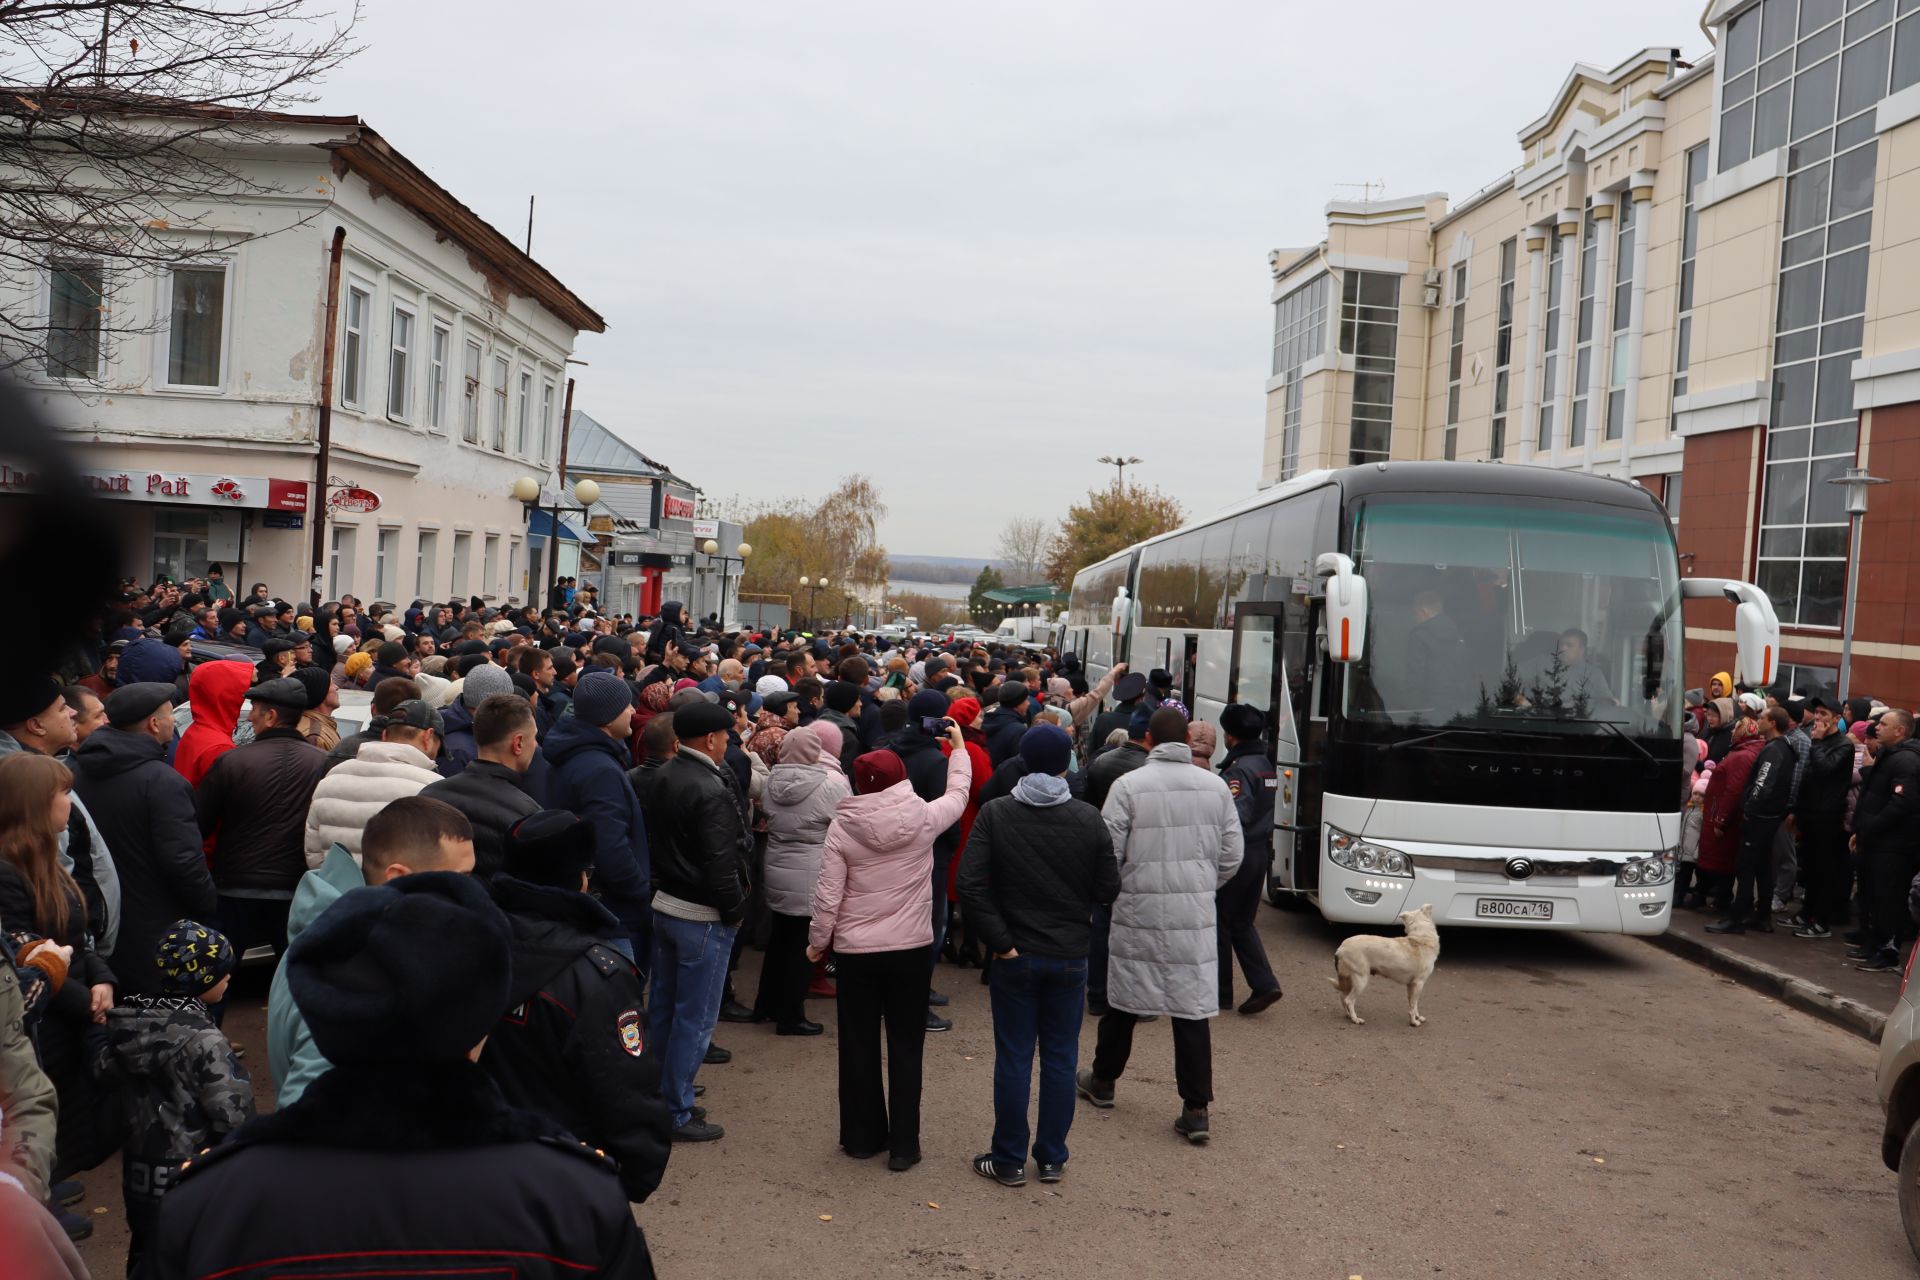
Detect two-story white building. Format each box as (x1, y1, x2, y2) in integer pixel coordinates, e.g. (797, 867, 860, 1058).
(1, 99, 604, 606)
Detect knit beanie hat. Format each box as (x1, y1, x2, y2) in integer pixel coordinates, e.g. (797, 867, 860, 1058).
(572, 670, 634, 726)
(461, 661, 514, 709)
(344, 651, 374, 681)
(755, 674, 790, 695)
(907, 689, 949, 721)
(1018, 723, 1072, 776)
(998, 682, 1029, 709)
(154, 919, 237, 996)
(823, 681, 860, 713)
(287, 871, 510, 1065)
(853, 749, 908, 795)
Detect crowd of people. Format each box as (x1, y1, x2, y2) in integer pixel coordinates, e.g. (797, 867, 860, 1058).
(0, 568, 1284, 1278)
(1679, 671, 1920, 973)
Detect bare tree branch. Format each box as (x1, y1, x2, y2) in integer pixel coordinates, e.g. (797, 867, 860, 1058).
(0, 0, 363, 381)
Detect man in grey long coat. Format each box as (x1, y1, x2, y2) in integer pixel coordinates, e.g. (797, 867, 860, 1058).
(1076, 708, 1242, 1144)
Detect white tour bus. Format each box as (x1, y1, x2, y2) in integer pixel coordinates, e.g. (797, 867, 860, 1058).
(1060, 462, 1779, 934)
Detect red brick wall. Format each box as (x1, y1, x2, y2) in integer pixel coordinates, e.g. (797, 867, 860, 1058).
(1677, 425, 1759, 696)
(1676, 408, 1920, 710)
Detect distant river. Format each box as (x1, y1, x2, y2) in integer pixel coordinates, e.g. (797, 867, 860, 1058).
(887, 579, 971, 602)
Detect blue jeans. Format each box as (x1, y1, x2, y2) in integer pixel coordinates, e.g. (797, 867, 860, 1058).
(988, 953, 1087, 1168)
(648, 912, 738, 1126)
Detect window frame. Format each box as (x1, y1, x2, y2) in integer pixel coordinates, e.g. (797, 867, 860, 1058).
(515, 369, 533, 455)
(157, 258, 236, 393)
(387, 301, 417, 423)
(1444, 259, 1468, 461)
(1491, 238, 1517, 460)
(44, 257, 106, 382)
(461, 337, 484, 444)
(491, 353, 511, 452)
(540, 380, 557, 464)
(339, 278, 372, 409)
(427, 321, 451, 433)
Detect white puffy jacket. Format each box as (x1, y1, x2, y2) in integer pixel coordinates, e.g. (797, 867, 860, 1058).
(761, 763, 851, 917)
(1101, 743, 1244, 1019)
(303, 741, 442, 867)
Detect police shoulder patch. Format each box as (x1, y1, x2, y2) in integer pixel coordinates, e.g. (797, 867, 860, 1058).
(536, 1134, 620, 1171)
(585, 943, 631, 979)
(1227, 777, 1243, 797)
(616, 1007, 645, 1057)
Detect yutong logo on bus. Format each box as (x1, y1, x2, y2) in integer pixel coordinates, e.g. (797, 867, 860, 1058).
(1463, 763, 1585, 778)
(1504, 857, 1536, 880)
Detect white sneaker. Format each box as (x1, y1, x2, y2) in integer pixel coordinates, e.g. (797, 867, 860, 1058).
(1769, 897, 1789, 913)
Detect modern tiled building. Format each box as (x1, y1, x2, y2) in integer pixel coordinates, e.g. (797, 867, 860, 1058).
(1265, 2, 1920, 705)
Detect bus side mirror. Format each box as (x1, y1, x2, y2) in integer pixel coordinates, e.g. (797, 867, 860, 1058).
(1732, 594, 1779, 689)
(1315, 552, 1367, 664)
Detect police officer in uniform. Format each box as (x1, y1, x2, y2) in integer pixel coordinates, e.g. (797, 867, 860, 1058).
(480, 810, 674, 1204)
(1215, 704, 1283, 1015)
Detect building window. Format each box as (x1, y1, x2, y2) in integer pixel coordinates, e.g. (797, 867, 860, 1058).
(373, 527, 397, 600)
(341, 282, 369, 407)
(1444, 261, 1467, 461)
(461, 339, 483, 443)
(491, 355, 510, 451)
(1271, 273, 1330, 481)
(328, 524, 357, 599)
(540, 381, 557, 464)
(1340, 270, 1400, 465)
(416, 529, 438, 598)
(516, 371, 533, 455)
(1766, 661, 1839, 703)
(451, 531, 473, 597)
(1661, 473, 1682, 529)
(151, 511, 208, 585)
(1671, 144, 1707, 435)
(1717, 0, 1920, 173)
(482, 533, 500, 598)
(1724, 0, 1893, 626)
(1491, 239, 1516, 460)
(1569, 208, 1598, 450)
(509, 537, 524, 602)
(165, 265, 227, 388)
(1606, 196, 1637, 441)
(46, 260, 104, 379)
(387, 304, 415, 421)
(1538, 230, 1564, 450)
(428, 323, 450, 432)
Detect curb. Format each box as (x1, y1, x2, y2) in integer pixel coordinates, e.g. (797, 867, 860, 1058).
(1646, 929, 1888, 1044)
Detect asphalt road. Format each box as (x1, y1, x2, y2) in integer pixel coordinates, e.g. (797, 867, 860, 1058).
(74, 907, 1915, 1279)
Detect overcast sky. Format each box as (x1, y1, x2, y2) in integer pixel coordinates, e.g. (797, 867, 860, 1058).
(317, 0, 1706, 559)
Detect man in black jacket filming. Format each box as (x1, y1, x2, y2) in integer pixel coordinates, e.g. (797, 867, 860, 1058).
(1850, 709, 1920, 971)
(481, 810, 673, 1204)
(958, 723, 1118, 1188)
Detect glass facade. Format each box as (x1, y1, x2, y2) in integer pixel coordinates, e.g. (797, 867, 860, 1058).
(1444, 261, 1467, 461)
(1606, 197, 1637, 441)
(1570, 208, 1599, 449)
(1341, 270, 1400, 465)
(1538, 230, 1564, 450)
(1492, 239, 1516, 460)
(1670, 145, 1707, 435)
(1719, 0, 1902, 626)
(1271, 274, 1330, 482)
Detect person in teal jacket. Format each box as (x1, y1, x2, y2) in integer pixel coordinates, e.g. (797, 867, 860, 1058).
(268, 798, 479, 1105)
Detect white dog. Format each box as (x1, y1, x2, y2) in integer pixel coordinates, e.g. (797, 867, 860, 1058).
(1329, 903, 1440, 1027)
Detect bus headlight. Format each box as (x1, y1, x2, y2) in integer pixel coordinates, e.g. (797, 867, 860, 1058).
(1616, 850, 1675, 887)
(1328, 827, 1412, 878)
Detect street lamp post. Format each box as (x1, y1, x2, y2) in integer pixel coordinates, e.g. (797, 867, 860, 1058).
(514, 474, 601, 609)
(1830, 465, 1891, 704)
(799, 574, 828, 630)
(1097, 454, 1143, 489)
(701, 538, 753, 630)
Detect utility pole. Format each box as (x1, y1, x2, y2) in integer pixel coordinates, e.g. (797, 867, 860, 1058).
(1097, 455, 1142, 490)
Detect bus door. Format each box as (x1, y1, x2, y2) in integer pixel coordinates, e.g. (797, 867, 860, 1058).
(1179, 634, 1198, 708)
(1229, 602, 1313, 896)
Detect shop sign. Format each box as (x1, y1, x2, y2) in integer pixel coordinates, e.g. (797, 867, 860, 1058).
(0, 462, 308, 512)
(662, 491, 697, 521)
(690, 518, 720, 539)
(262, 511, 305, 530)
(326, 486, 382, 514)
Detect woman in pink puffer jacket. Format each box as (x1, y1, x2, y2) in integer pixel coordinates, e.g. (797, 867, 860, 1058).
(807, 727, 971, 1171)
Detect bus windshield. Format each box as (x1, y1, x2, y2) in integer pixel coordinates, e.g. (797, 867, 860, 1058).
(1343, 495, 1681, 739)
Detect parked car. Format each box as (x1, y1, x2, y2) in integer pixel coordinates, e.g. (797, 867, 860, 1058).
(1874, 948, 1920, 1259)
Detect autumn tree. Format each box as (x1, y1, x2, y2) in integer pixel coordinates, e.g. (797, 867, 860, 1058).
(1042, 483, 1184, 586)
(725, 474, 889, 605)
(967, 565, 1006, 628)
(0, 1, 363, 377)
(995, 516, 1050, 587)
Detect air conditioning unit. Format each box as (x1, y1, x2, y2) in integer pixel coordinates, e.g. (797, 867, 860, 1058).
(1423, 284, 1442, 307)
(1424, 268, 1444, 287)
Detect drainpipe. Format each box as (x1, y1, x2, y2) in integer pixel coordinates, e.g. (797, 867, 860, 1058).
(310, 225, 346, 610)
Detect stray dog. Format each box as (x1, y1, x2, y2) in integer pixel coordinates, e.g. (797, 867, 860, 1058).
(1329, 904, 1440, 1027)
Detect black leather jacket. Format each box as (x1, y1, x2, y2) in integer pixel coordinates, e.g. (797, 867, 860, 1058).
(640, 750, 749, 923)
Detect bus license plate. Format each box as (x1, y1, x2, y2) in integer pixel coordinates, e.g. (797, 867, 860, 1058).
(1477, 897, 1552, 921)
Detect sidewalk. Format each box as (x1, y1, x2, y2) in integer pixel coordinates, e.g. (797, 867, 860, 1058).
(1650, 903, 1898, 1043)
